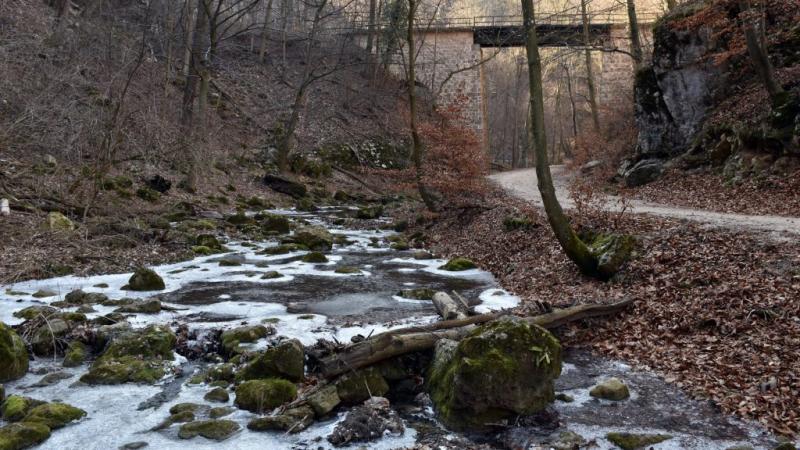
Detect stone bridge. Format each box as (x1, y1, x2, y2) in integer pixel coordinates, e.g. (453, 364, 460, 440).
(350, 10, 658, 149)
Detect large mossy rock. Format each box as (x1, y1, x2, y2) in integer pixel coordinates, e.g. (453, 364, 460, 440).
(335, 367, 389, 405)
(1, 396, 45, 422)
(247, 405, 315, 433)
(220, 325, 271, 355)
(291, 226, 333, 251)
(427, 317, 562, 431)
(80, 325, 176, 385)
(237, 339, 305, 382)
(0, 323, 29, 382)
(44, 212, 75, 231)
(234, 379, 297, 413)
(257, 213, 291, 234)
(590, 377, 630, 401)
(0, 421, 51, 450)
(124, 268, 165, 291)
(178, 420, 240, 441)
(23, 403, 86, 429)
(588, 234, 636, 279)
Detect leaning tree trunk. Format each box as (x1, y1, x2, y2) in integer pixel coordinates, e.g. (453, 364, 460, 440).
(521, 0, 600, 278)
(626, 0, 644, 67)
(259, 0, 275, 63)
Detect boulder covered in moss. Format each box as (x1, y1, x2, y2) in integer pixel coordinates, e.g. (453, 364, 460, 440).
(0, 323, 29, 382)
(335, 367, 389, 405)
(0, 421, 51, 450)
(178, 420, 240, 441)
(589, 377, 630, 401)
(204, 388, 230, 403)
(302, 252, 329, 263)
(62, 341, 88, 368)
(355, 205, 383, 220)
(439, 258, 476, 272)
(588, 234, 636, 279)
(427, 316, 562, 431)
(124, 268, 166, 291)
(234, 379, 297, 413)
(291, 226, 334, 251)
(80, 325, 176, 385)
(237, 339, 304, 382)
(44, 212, 75, 231)
(195, 234, 226, 253)
(247, 405, 315, 433)
(23, 403, 85, 429)
(12, 306, 57, 320)
(606, 432, 671, 450)
(397, 288, 436, 301)
(257, 213, 291, 234)
(306, 384, 341, 417)
(220, 325, 272, 355)
(1, 396, 45, 422)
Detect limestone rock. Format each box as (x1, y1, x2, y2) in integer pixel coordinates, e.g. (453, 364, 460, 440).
(605, 432, 671, 449)
(234, 379, 297, 413)
(335, 367, 389, 405)
(247, 405, 315, 433)
(306, 384, 341, 417)
(0, 323, 29, 382)
(237, 339, 304, 382)
(623, 159, 664, 187)
(427, 317, 562, 431)
(291, 226, 333, 251)
(44, 212, 74, 231)
(80, 325, 176, 385)
(590, 378, 630, 401)
(124, 268, 165, 291)
(177, 420, 240, 441)
(220, 325, 272, 355)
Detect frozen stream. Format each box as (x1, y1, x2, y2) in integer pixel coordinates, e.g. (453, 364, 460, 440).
(0, 209, 785, 449)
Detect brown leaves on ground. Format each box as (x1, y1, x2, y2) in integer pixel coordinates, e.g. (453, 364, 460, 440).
(412, 188, 800, 437)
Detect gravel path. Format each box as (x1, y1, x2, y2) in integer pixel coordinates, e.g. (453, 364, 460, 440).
(489, 166, 800, 239)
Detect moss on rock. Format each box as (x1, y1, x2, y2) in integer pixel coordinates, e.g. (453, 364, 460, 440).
(124, 268, 165, 291)
(23, 403, 86, 429)
(606, 432, 671, 449)
(234, 379, 297, 413)
(63, 341, 88, 368)
(256, 213, 291, 234)
(80, 325, 176, 385)
(247, 405, 315, 433)
(356, 205, 383, 220)
(588, 234, 636, 279)
(427, 317, 562, 431)
(397, 288, 436, 300)
(1, 397, 45, 423)
(0, 323, 29, 382)
(589, 378, 630, 401)
(439, 258, 476, 271)
(178, 420, 240, 441)
(221, 326, 270, 355)
(237, 339, 304, 382)
(291, 226, 333, 251)
(0, 421, 51, 450)
(335, 367, 389, 405)
(44, 212, 75, 231)
(302, 252, 329, 263)
(204, 388, 230, 403)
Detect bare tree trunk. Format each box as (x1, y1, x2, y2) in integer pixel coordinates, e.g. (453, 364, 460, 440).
(259, 0, 275, 63)
(164, 0, 175, 94)
(581, 0, 600, 131)
(407, 0, 438, 211)
(626, 0, 644, 67)
(740, 1, 783, 103)
(182, 0, 198, 79)
(181, 0, 210, 191)
(521, 0, 599, 277)
(365, 0, 377, 55)
(564, 63, 578, 157)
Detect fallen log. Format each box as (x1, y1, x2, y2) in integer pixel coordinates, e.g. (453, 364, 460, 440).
(318, 298, 634, 378)
(432, 292, 468, 320)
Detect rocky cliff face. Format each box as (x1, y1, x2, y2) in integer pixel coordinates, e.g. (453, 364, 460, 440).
(624, 0, 800, 187)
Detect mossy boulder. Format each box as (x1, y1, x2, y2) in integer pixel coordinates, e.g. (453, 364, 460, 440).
(31, 290, 57, 299)
(0, 421, 51, 450)
(0, 323, 29, 382)
(247, 405, 315, 433)
(335, 367, 389, 405)
(80, 325, 176, 385)
(136, 187, 160, 202)
(209, 407, 235, 419)
(13, 306, 57, 320)
(291, 226, 333, 251)
(295, 198, 318, 212)
(262, 271, 284, 279)
(589, 377, 630, 401)
(427, 317, 562, 431)
(439, 258, 476, 271)
(588, 234, 636, 279)
(115, 299, 162, 314)
(220, 325, 271, 355)
(237, 339, 304, 382)
(195, 234, 226, 253)
(152, 411, 195, 430)
(64, 289, 108, 305)
(178, 420, 240, 441)
(606, 432, 671, 449)
(225, 212, 255, 227)
(356, 205, 383, 220)
(306, 384, 341, 417)
(204, 388, 230, 403)
(234, 379, 297, 413)
(257, 213, 291, 234)
(23, 403, 85, 429)
(334, 267, 361, 274)
(1, 396, 45, 422)
(302, 252, 328, 263)
(44, 212, 75, 231)
(124, 268, 165, 291)
(63, 341, 88, 368)
(262, 244, 307, 255)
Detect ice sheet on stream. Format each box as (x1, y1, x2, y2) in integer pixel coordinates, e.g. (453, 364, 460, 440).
(0, 216, 518, 448)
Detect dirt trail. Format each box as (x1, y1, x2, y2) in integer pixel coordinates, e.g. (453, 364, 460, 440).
(489, 166, 800, 239)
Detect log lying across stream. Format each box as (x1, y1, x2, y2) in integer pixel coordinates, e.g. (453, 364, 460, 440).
(318, 297, 634, 379)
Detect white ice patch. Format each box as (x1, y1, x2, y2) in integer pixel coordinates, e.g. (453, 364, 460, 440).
(474, 289, 520, 314)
